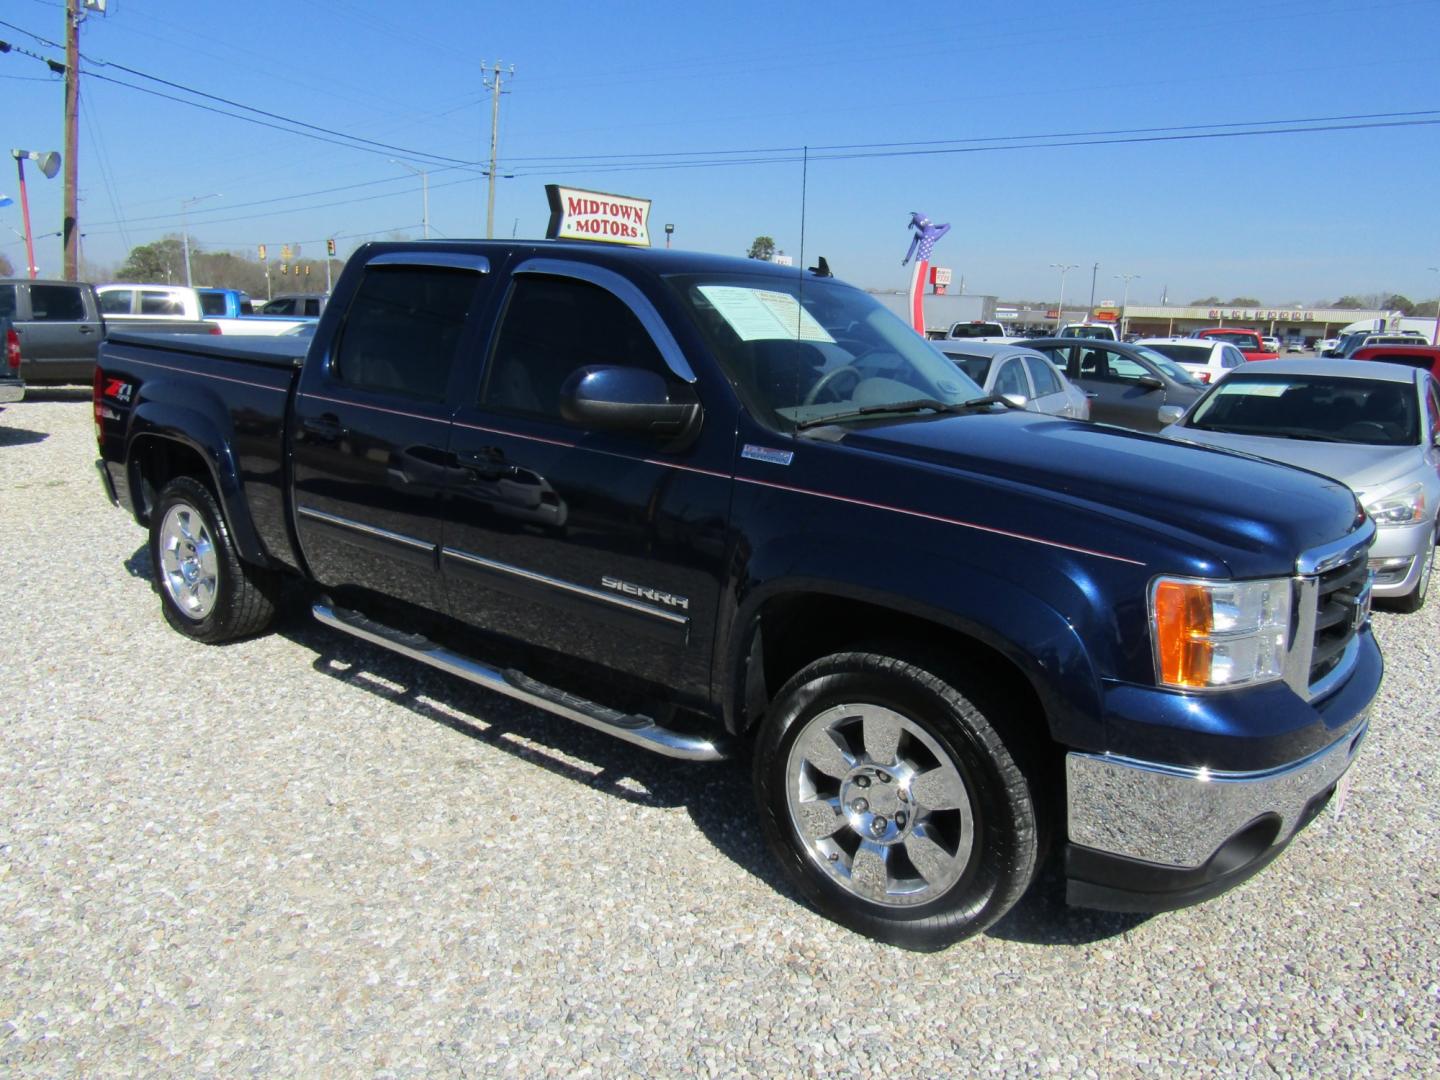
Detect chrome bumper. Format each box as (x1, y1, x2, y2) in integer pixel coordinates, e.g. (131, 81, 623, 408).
(0, 381, 23, 404)
(1066, 717, 1368, 869)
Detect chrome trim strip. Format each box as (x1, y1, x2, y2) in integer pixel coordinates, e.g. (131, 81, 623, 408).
(1296, 518, 1374, 575)
(441, 548, 690, 627)
(296, 506, 436, 554)
(1066, 717, 1368, 869)
(511, 257, 697, 383)
(313, 603, 723, 761)
(368, 252, 491, 273)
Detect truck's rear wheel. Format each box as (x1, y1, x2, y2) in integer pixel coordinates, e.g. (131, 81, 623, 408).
(150, 476, 278, 643)
(753, 651, 1041, 950)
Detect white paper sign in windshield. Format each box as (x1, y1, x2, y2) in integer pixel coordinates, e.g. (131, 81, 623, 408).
(698, 286, 835, 343)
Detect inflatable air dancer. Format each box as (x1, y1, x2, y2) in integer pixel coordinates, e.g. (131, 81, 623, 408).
(900, 212, 951, 335)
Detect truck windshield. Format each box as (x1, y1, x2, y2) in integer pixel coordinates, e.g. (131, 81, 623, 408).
(667, 273, 983, 429)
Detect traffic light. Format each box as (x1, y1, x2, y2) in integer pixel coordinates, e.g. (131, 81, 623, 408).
(258, 244, 267, 261)
(280, 263, 288, 275)
(327, 238, 336, 257)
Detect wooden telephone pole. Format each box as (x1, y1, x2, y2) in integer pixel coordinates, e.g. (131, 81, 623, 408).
(62, 0, 81, 279)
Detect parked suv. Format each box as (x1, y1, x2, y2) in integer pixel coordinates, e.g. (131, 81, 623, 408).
(0, 278, 104, 384)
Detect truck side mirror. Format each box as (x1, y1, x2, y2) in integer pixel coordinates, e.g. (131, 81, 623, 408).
(1137, 375, 1164, 391)
(560, 365, 702, 449)
(1157, 404, 1186, 426)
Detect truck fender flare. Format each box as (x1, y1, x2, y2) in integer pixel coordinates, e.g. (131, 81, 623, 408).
(125, 402, 268, 566)
(724, 559, 1106, 750)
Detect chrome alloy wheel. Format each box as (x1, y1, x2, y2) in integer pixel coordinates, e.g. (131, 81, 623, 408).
(785, 703, 976, 907)
(157, 502, 220, 620)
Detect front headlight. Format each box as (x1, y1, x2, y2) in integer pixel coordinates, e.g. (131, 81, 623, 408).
(1364, 483, 1425, 527)
(1150, 576, 1292, 690)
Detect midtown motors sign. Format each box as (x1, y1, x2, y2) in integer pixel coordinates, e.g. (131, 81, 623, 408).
(545, 185, 652, 246)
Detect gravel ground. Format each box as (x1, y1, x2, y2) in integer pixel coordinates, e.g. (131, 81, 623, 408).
(2, 392, 1437, 1078)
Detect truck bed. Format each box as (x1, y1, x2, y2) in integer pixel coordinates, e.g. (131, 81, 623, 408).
(104, 331, 308, 368)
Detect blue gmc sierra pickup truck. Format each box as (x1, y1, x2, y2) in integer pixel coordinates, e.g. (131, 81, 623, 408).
(94, 240, 1381, 949)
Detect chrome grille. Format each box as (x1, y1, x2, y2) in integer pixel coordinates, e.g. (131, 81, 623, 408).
(1309, 553, 1371, 686)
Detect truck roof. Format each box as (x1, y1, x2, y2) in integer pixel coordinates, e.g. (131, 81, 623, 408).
(354, 239, 825, 282)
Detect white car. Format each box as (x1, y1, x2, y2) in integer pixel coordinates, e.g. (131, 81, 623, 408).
(938, 341, 1090, 419)
(1262, 335, 1282, 354)
(1134, 337, 1247, 384)
(1315, 337, 1338, 355)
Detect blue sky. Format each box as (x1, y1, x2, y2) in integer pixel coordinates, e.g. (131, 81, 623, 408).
(2, 0, 1437, 305)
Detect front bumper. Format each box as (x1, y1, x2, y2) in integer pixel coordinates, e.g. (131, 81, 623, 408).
(1065, 714, 1368, 911)
(1367, 520, 1434, 596)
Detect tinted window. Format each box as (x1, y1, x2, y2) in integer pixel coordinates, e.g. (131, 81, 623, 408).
(332, 266, 484, 401)
(1223, 346, 1245, 368)
(0, 284, 16, 319)
(264, 298, 295, 315)
(946, 353, 993, 384)
(140, 291, 183, 315)
(484, 275, 668, 419)
(1142, 341, 1208, 364)
(98, 290, 133, 315)
(1024, 355, 1062, 395)
(29, 285, 87, 321)
(304, 298, 321, 316)
(1029, 344, 1071, 373)
(198, 291, 227, 316)
(949, 323, 1004, 339)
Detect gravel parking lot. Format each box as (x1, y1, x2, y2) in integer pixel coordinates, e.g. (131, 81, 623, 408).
(2, 393, 1436, 1077)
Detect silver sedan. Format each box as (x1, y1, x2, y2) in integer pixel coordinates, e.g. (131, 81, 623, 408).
(939, 342, 1090, 420)
(1161, 359, 1440, 611)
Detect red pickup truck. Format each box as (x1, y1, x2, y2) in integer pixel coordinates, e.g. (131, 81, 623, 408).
(1190, 327, 1279, 362)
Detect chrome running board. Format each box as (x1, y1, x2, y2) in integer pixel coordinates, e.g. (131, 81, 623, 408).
(312, 602, 727, 762)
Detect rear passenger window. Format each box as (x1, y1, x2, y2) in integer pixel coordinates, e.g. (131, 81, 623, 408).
(140, 291, 182, 315)
(99, 290, 133, 315)
(29, 285, 86, 321)
(482, 274, 668, 420)
(332, 266, 485, 401)
(0, 284, 16, 319)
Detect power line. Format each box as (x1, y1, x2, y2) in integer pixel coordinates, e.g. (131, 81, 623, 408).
(0, 17, 482, 168)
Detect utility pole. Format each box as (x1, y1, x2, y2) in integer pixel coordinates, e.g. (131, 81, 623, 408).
(62, 0, 81, 279)
(482, 61, 514, 239)
(1087, 261, 1100, 319)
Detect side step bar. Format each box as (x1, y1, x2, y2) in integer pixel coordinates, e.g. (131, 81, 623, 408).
(312, 602, 727, 762)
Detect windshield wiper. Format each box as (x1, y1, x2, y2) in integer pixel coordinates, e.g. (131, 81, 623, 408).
(795, 395, 1012, 431)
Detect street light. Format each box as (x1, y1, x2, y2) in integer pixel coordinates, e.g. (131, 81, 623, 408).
(1050, 262, 1077, 330)
(390, 160, 430, 239)
(1115, 272, 1141, 336)
(180, 193, 221, 287)
(11, 149, 61, 280)
(665, 223, 674, 250)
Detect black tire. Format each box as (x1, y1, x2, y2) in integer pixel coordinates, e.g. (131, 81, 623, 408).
(753, 650, 1042, 951)
(149, 476, 278, 643)
(1387, 526, 1434, 614)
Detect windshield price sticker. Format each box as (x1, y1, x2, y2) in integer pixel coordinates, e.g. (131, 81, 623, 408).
(698, 285, 835, 343)
(1218, 382, 1288, 398)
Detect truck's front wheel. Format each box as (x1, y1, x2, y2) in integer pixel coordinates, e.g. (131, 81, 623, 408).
(150, 476, 278, 643)
(753, 651, 1041, 950)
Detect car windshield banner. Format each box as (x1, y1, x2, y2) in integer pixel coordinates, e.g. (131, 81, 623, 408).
(545, 185, 652, 246)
